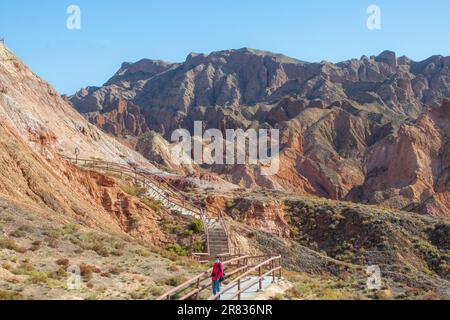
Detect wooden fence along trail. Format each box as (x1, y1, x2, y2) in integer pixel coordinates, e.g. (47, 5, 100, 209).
(63, 156, 282, 300)
(158, 255, 282, 300)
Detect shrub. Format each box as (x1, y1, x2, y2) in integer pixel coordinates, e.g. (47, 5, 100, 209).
(225, 200, 234, 208)
(46, 238, 59, 248)
(0, 84, 7, 95)
(231, 208, 240, 218)
(66, 231, 109, 257)
(166, 244, 188, 256)
(121, 184, 139, 196)
(26, 270, 50, 285)
(29, 241, 42, 252)
(142, 198, 162, 213)
(189, 219, 204, 234)
(0, 290, 23, 300)
(135, 248, 151, 257)
(108, 266, 123, 275)
(79, 264, 95, 282)
(9, 226, 31, 238)
(0, 238, 27, 253)
(50, 267, 68, 280)
(55, 258, 69, 268)
(12, 262, 35, 275)
(148, 285, 164, 297)
(62, 224, 79, 235)
(160, 276, 188, 287)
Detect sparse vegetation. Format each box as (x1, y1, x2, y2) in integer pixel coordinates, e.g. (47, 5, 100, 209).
(0, 290, 24, 300)
(142, 198, 162, 213)
(120, 184, 140, 196)
(9, 226, 31, 238)
(188, 219, 204, 234)
(159, 276, 188, 287)
(0, 238, 27, 253)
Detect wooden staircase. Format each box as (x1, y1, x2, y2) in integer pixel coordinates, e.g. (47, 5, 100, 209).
(64, 157, 230, 260)
(207, 221, 230, 258)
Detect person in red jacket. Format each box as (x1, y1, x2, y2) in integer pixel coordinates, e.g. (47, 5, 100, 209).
(211, 256, 224, 299)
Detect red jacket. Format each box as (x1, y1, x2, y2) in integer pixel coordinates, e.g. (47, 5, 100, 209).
(211, 262, 223, 281)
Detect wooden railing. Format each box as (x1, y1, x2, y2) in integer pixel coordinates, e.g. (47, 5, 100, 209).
(62, 156, 230, 258)
(63, 157, 282, 300)
(158, 255, 281, 300)
(209, 255, 282, 300)
(158, 255, 250, 300)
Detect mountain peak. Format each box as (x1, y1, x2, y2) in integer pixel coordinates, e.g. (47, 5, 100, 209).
(375, 50, 397, 67)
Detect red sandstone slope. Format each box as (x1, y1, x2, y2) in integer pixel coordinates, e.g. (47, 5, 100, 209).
(0, 44, 155, 169)
(0, 119, 165, 244)
(0, 44, 166, 242)
(349, 102, 450, 218)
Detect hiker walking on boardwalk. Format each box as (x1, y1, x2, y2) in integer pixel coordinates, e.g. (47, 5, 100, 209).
(211, 256, 224, 299)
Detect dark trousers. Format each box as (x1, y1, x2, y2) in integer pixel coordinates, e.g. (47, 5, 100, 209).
(212, 279, 221, 299)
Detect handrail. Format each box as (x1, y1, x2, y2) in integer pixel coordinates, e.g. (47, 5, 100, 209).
(157, 255, 250, 300)
(209, 255, 282, 300)
(63, 156, 230, 258)
(140, 167, 230, 240)
(63, 156, 281, 300)
(88, 163, 187, 218)
(72, 158, 196, 214)
(64, 157, 226, 218)
(158, 255, 280, 301)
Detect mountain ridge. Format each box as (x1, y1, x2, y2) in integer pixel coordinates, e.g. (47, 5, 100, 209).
(69, 47, 450, 217)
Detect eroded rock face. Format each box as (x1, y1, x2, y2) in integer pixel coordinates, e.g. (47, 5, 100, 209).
(70, 48, 450, 217)
(86, 99, 149, 136)
(203, 194, 290, 237)
(71, 48, 449, 135)
(347, 101, 450, 218)
(0, 45, 154, 168)
(234, 198, 291, 237)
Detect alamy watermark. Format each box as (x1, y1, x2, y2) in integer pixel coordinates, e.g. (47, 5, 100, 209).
(170, 121, 280, 176)
(366, 265, 382, 290)
(67, 5, 81, 30)
(367, 5, 381, 30)
(67, 265, 82, 290)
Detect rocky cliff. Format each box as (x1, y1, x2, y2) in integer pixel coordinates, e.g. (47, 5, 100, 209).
(70, 48, 450, 217)
(0, 44, 155, 168)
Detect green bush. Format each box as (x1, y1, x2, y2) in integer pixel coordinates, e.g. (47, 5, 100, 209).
(26, 270, 50, 285)
(160, 276, 188, 287)
(121, 184, 139, 196)
(0, 290, 24, 300)
(190, 240, 205, 253)
(142, 198, 162, 213)
(188, 219, 204, 234)
(0, 238, 27, 253)
(166, 244, 188, 256)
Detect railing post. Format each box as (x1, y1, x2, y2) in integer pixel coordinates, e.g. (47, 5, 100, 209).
(258, 266, 262, 291)
(237, 279, 241, 300)
(279, 258, 282, 279)
(271, 259, 275, 283)
(196, 278, 200, 300)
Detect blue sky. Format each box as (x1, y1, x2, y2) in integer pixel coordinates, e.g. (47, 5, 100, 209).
(1, 0, 449, 94)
